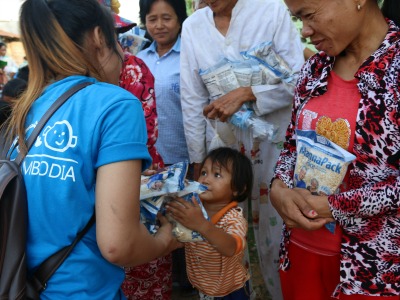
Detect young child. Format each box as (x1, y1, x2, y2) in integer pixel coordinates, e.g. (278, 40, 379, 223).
(167, 147, 253, 299)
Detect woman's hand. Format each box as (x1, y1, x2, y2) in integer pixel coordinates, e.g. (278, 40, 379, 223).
(166, 196, 207, 233)
(155, 213, 183, 255)
(270, 179, 331, 230)
(293, 188, 334, 219)
(203, 87, 256, 122)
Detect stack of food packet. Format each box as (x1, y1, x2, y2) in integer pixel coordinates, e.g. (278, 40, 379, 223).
(140, 161, 209, 242)
(119, 26, 150, 55)
(199, 41, 294, 144)
(294, 130, 356, 233)
(240, 41, 296, 86)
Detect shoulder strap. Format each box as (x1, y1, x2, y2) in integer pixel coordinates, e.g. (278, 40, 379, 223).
(14, 81, 93, 165)
(28, 212, 96, 296)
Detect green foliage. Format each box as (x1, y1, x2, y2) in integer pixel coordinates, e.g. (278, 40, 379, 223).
(186, 0, 193, 15)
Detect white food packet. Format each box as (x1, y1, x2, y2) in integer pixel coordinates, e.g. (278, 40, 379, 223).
(199, 59, 240, 100)
(294, 130, 356, 233)
(119, 26, 150, 55)
(161, 182, 209, 242)
(241, 41, 295, 86)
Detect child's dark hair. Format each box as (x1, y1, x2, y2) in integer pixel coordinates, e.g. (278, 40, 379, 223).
(201, 147, 253, 202)
(16, 65, 29, 82)
(2, 78, 27, 99)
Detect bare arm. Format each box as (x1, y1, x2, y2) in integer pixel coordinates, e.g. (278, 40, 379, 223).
(96, 160, 180, 267)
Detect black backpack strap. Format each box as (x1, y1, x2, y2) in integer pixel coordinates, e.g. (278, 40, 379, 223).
(14, 81, 93, 166)
(28, 212, 96, 296)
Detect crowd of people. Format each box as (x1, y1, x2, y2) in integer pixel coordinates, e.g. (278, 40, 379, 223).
(0, 0, 399, 299)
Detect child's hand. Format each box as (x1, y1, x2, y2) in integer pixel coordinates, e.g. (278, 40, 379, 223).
(166, 196, 208, 233)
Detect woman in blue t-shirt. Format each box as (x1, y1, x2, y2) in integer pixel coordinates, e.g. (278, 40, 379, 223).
(4, 0, 180, 298)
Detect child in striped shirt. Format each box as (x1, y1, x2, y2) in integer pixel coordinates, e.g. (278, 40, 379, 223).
(167, 147, 253, 299)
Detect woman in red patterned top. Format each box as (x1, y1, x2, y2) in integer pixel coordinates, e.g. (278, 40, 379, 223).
(270, 0, 400, 299)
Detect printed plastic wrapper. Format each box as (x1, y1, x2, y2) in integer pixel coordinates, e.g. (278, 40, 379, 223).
(199, 58, 240, 101)
(140, 161, 209, 242)
(199, 54, 281, 142)
(230, 61, 252, 87)
(241, 41, 295, 86)
(140, 161, 188, 200)
(119, 26, 150, 55)
(207, 118, 236, 151)
(294, 130, 356, 233)
(229, 104, 278, 141)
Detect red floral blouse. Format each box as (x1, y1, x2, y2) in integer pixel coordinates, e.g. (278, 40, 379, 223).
(119, 53, 164, 169)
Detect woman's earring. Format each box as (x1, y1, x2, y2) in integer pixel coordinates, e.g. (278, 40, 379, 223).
(357, 3, 361, 11)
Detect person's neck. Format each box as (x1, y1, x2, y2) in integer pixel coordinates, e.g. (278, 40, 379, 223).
(156, 39, 177, 57)
(334, 7, 388, 80)
(213, 0, 238, 18)
(203, 201, 231, 219)
(213, 0, 238, 36)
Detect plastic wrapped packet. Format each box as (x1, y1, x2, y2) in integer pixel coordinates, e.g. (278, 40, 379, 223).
(139, 161, 189, 233)
(119, 26, 150, 55)
(249, 60, 263, 86)
(230, 61, 253, 87)
(259, 63, 282, 85)
(241, 41, 295, 86)
(199, 57, 278, 142)
(199, 59, 240, 101)
(140, 161, 188, 200)
(294, 130, 356, 233)
(229, 104, 278, 141)
(161, 182, 209, 242)
(140, 162, 210, 242)
(207, 118, 236, 151)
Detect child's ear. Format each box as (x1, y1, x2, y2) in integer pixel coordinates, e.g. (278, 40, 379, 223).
(233, 190, 238, 197)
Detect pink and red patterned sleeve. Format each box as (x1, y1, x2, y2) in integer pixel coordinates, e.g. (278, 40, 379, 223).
(120, 53, 164, 169)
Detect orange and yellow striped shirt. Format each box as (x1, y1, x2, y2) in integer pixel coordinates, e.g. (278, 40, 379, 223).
(185, 201, 249, 297)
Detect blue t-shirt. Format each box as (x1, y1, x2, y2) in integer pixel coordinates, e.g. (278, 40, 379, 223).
(137, 36, 189, 164)
(14, 75, 151, 299)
